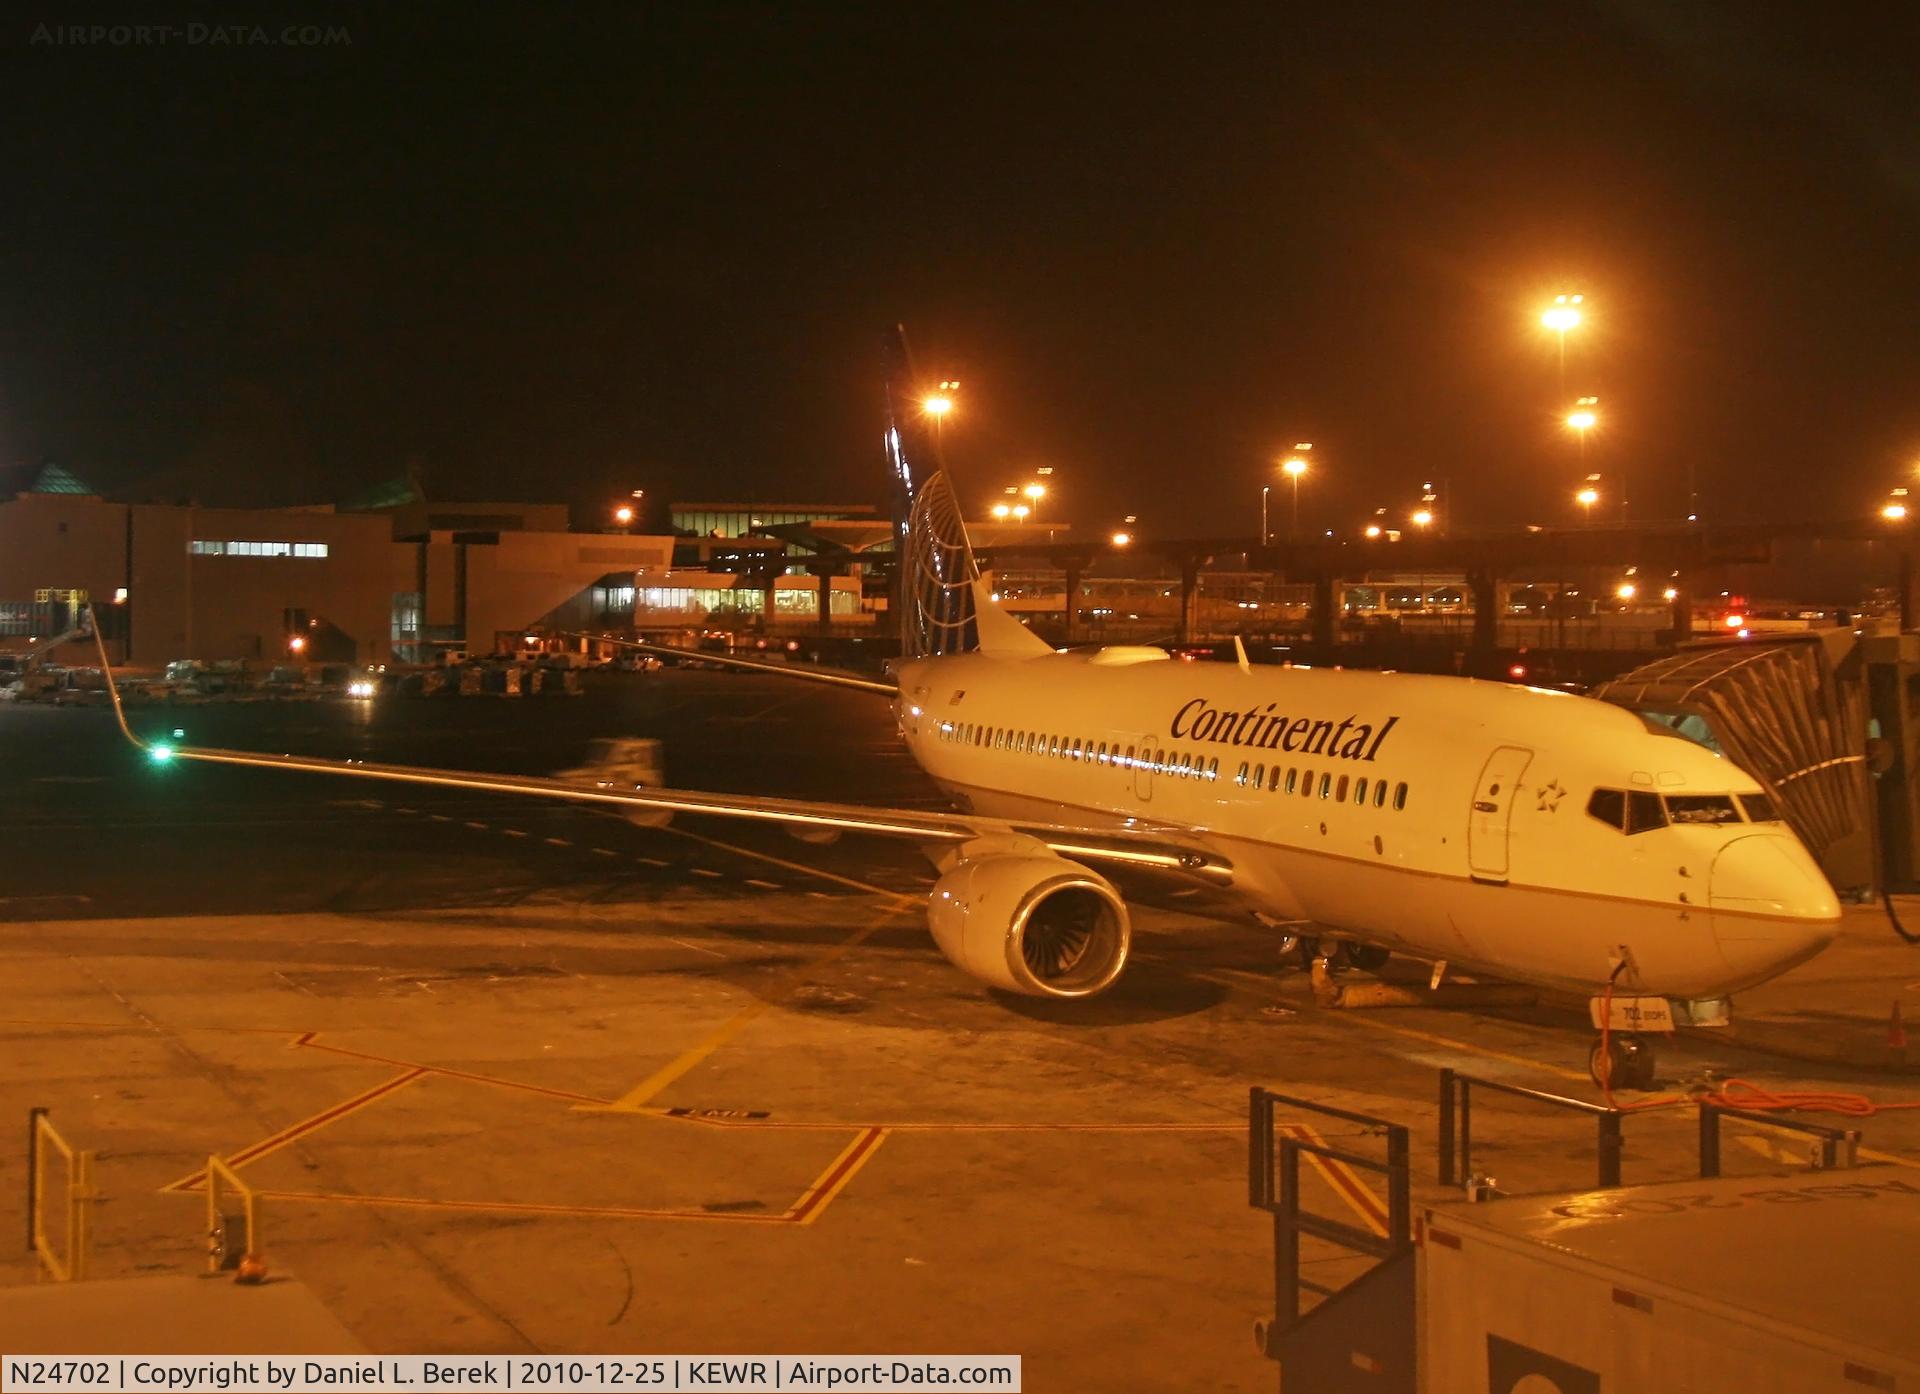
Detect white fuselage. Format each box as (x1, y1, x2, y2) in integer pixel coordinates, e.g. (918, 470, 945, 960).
(893, 648, 1840, 1002)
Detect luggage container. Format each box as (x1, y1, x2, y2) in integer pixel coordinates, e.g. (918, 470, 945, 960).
(1419, 1167, 1920, 1392)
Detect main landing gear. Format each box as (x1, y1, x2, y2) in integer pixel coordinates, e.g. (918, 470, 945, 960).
(1588, 1033, 1657, 1091)
(1277, 933, 1391, 974)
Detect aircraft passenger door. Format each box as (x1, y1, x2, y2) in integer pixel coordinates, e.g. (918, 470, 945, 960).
(1132, 736, 1158, 802)
(1467, 745, 1534, 882)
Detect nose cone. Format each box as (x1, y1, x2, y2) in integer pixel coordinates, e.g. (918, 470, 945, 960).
(1710, 833, 1840, 985)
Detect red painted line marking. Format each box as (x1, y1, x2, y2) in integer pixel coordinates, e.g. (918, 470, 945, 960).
(788, 1126, 889, 1224)
(293, 1035, 609, 1104)
(165, 1067, 428, 1192)
(243, 1188, 794, 1225)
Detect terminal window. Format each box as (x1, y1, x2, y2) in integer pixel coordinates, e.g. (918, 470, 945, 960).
(191, 540, 330, 558)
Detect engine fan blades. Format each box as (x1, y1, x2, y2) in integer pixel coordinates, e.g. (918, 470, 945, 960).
(1022, 901, 1097, 981)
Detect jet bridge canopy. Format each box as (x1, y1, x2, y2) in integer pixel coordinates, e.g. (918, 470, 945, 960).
(1592, 633, 1872, 894)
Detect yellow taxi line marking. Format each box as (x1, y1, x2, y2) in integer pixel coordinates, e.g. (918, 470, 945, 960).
(745, 878, 782, 890)
(663, 827, 919, 905)
(500, 827, 528, 838)
(791, 1127, 890, 1225)
(543, 837, 572, 848)
(638, 856, 670, 867)
(426, 813, 452, 821)
(236, 1188, 796, 1225)
(462, 821, 490, 831)
(395, 807, 418, 815)
(1331, 1010, 1590, 1083)
(162, 1067, 429, 1192)
(669, 937, 728, 960)
(690, 867, 724, 879)
(590, 847, 618, 857)
(602, 904, 908, 1113)
(0, 1017, 300, 1036)
(648, 1114, 1241, 1132)
(290, 1033, 609, 1104)
(1283, 1122, 1389, 1236)
(1858, 1145, 1920, 1171)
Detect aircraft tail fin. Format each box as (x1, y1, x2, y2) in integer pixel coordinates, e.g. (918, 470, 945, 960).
(884, 326, 1049, 659)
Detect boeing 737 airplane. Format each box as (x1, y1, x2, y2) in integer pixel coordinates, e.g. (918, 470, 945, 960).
(95, 327, 1841, 1089)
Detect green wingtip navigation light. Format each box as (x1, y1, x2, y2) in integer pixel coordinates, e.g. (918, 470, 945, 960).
(149, 743, 176, 763)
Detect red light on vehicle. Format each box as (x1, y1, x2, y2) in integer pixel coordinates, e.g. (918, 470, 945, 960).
(1508, 664, 1527, 680)
(1724, 614, 1744, 629)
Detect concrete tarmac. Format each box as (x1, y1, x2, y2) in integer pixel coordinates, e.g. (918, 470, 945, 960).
(5, 672, 1920, 1389)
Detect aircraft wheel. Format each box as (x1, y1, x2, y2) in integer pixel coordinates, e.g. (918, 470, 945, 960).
(1342, 942, 1392, 974)
(1276, 932, 1318, 970)
(1588, 1034, 1655, 1091)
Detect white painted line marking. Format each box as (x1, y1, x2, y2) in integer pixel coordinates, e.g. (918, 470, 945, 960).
(745, 878, 782, 890)
(463, 821, 490, 831)
(690, 867, 724, 879)
(669, 937, 728, 960)
(500, 828, 528, 838)
(590, 847, 618, 857)
(395, 807, 419, 815)
(427, 814, 452, 822)
(638, 857, 670, 867)
(805, 891, 832, 899)
(543, 837, 573, 848)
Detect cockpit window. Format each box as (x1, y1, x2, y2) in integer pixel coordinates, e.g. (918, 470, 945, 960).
(1626, 790, 1666, 835)
(1665, 794, 1742, 825)
(1587, 788, 1626, 831)
(1739, 792, 1783, 822)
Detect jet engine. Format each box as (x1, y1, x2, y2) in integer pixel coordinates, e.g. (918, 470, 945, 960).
(927, 839, 1131, 998)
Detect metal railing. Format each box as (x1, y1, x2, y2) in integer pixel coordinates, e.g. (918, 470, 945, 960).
(1440, 1069, 1866, 1196)
(1249, 1087, 1411, 1338)
(1699, 1102, 1860, 1177)
(27, 1107, 95, 1281)
(1438, 1068, 1627, 1192)
(205, 1155, 261, 1273)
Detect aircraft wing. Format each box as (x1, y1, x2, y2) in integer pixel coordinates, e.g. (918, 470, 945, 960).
(90, 625, 1228, 885)
(559, 632, 897, 695)
(134, 739, 1234, 882)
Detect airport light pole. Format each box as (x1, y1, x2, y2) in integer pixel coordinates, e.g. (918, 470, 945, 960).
(923, 382, 957, 453)
(1282, 454, 1309, 541)
(1541, 293, 1583, 399)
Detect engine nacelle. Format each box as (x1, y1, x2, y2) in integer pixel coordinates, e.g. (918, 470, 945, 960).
(927, 842, 1131, 998)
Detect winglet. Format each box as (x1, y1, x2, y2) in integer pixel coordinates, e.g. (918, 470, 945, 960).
(88, 607, 152, 754)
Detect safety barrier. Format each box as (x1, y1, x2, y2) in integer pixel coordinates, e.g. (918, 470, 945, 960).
(1439, 1068, 1864, 1196)
(204, 1154, 261, 1274)
(1249, 1086, 1414, 1391)
(1439, 1068, 1627, 1191)
(1698, 1101, 1859, 1177)
(27, 1107, 95, 1281)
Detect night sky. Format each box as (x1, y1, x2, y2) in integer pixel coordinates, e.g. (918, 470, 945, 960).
(4, 2, 1917, 538)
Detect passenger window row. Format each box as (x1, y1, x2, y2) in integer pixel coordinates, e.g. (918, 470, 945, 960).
(934, 720, 1228, 782)
(1586, 787, 1781, 835)
(1233, 761, 1408, 812)
(933, 718, 1416, 811)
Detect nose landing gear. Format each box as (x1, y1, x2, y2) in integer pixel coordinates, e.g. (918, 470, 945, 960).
(1276, 932, 1391, 974)
(1589, 1033, 1656, 1091)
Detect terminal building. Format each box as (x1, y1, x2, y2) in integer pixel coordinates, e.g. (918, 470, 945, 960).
(0, 472, 885, 667)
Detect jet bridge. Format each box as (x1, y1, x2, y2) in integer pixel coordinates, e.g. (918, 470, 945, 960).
(1592, 632, 1876, 896)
